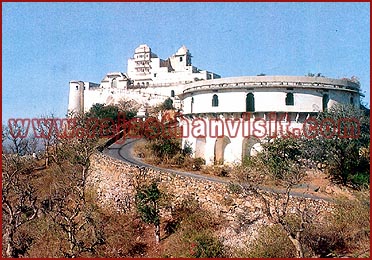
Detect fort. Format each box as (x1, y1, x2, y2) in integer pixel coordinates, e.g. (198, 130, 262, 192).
(68, 44, 363, 165)
(68, 44, 220, 114)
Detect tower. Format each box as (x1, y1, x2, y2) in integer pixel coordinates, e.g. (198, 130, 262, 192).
(170, 45, 192, 72)
(127, 44, 153, 86)
(68, 80, 84, 115)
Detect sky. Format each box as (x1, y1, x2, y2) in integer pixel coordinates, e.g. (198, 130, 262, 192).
(2, 2, 370, 124)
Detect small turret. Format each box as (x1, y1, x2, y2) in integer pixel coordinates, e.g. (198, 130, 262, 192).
(68, 81, 84, 116)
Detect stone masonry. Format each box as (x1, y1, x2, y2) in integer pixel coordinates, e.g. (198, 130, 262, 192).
(87, 152, 334, 250)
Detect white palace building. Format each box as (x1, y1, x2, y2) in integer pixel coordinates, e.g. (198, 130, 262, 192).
(68, 44, 362, 165)
(68, 44, 220, 114)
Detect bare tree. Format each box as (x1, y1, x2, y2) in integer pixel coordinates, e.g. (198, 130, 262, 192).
(49, 176, 104, 258)
(32, 114, 60, 167)
(46, 114, 105, 257)
(233, 135, 312, 258)
(2, 154, 38, 257)
(2, 124, 30, 156)
(235, 182, 310, 258)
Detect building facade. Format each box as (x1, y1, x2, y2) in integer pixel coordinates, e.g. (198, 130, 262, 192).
(68, 44, 220, 115)
(68, 44, 362, 165)
(179, 76, 361, 165)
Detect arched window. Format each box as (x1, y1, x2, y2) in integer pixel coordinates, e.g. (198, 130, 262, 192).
(75, 86, 79, 90)
(111, 78, 117, 88)
(350, 96, 354, 105)
(246, 93, 255, 112)
(212, 94, 219, 107)
(322, 94, 329, 111)
(285, 93, 294, 106)
(191, 97, 194, 113)
(171, 90, 175, 97)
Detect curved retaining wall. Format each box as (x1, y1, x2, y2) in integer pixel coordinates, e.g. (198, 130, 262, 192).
(87, 152, 334, 248)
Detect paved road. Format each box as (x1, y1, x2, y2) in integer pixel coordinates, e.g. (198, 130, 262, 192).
(103, 138, 333, 202)
(104, 138, 229, 184)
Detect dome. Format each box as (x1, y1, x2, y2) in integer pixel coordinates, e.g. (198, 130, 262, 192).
(176, 45, 189, 55)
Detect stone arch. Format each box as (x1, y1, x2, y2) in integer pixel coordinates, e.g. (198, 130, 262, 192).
(242, 137, 261, 159)
(214, 136, 231, 165)
(195, 136, 206, 158)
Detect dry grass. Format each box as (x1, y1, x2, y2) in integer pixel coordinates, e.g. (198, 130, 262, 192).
(234, 191, 370, 258)
(233, 224, 296, 258)
(304, 192, 370, 257)
(161, 197, 224, 258)
(133, 139, 206, 172)
(133, 139, 151, 159)
(8, 134, 367, 258)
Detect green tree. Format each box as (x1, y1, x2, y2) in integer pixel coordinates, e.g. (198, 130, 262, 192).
(87, 103, 118, 120)
(258, 104, 370, 188)
(303, 104, 370, 187)
(150, 136, 182, 160)
(135, 182, 161, 243)
(85, 104, 119, 137)
(161, 98, 174, 110)
(258, 137, 305, 184)
(86, 103, 136, 137)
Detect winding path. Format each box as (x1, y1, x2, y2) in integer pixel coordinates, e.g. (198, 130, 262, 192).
(103, 138, 333, 202)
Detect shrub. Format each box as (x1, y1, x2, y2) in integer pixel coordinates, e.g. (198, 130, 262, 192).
(304, 193, 370, 257)
(191, 157, 205, 171)
(218, 167, 229, 177)
(351, 172, 370, 189)
(161, 98, 174, 110)
(258, 137, 305, 183)
(135, 182, 162, 243)
(182, 141, 193, 156)
(303, 104, 370, 188)
(150, 137, 182, 160)
(171, 153, 185, 166)
(190, 232, 224, 258)
(95, 212, 146, 257)
(227, 182, 243, 194)
(162, 198, 224, 258)
(239, 225, 295, 258)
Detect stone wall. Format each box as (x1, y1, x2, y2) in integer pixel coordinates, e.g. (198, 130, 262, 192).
(87, 152, 333, 249)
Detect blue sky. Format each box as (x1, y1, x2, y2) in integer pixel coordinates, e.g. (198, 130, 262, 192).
(2, 2, 370, 123)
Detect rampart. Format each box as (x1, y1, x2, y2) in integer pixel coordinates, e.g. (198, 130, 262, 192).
(87, 152, 333, 248)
